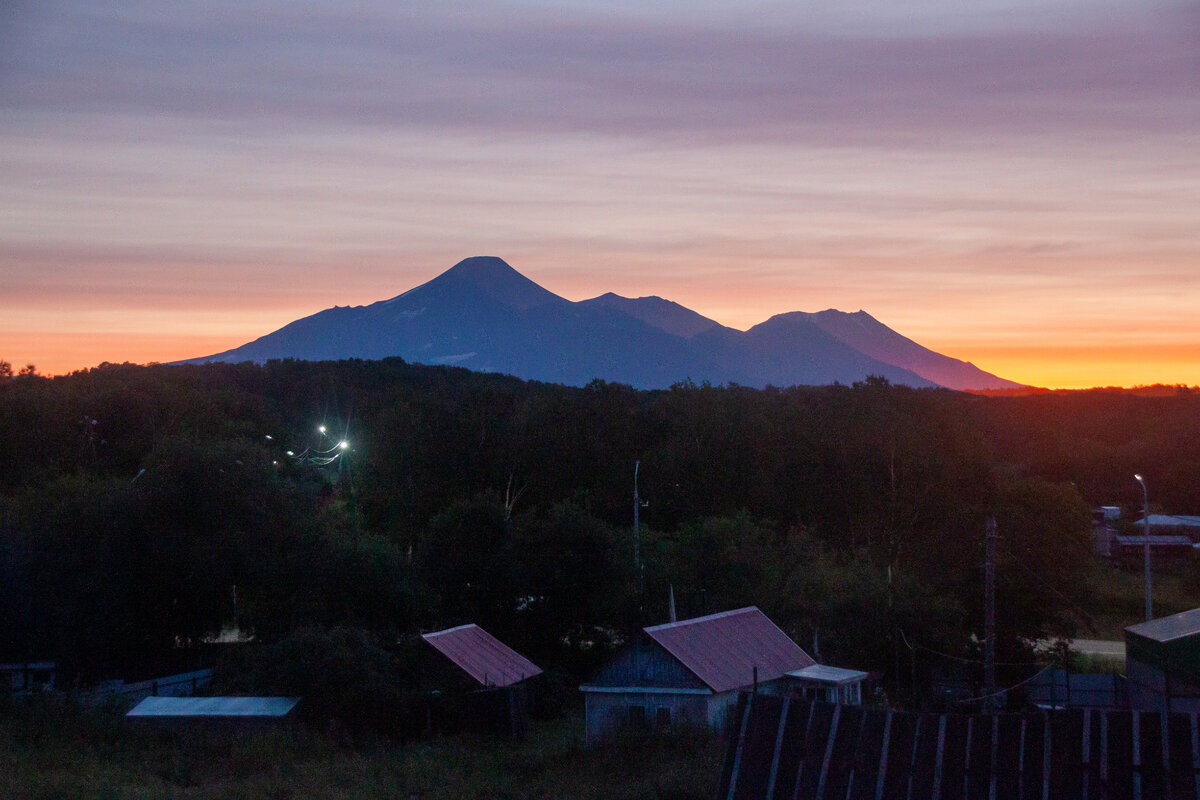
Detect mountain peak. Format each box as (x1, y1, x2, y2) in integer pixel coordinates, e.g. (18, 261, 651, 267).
(392, 256, 565, 311)
(445, 255, 520, 280)
(579, 292, 722, 338)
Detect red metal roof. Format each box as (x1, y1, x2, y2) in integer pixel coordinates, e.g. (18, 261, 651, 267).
(644, 607, 814, 693)
(422, 624, 542, 688)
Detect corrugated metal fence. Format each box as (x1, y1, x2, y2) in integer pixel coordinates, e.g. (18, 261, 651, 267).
(719, 692, 1200, 800)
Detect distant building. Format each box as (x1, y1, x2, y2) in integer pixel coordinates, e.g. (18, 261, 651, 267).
(1139, 514, 1200, 542)
(0, 662, 55, 695)
(579, 606, 865, 744)
(1091, 506, 1121, 558)
(1111, 534, 1194, 567)
(1092, 506, 1197, 565)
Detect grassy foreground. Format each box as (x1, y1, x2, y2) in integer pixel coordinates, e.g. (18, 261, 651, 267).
(0, 696, 723, 800)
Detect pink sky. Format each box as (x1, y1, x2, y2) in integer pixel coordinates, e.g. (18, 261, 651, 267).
(3, 1, 1198, 388)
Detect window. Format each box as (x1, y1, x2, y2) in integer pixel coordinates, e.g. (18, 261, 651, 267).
(628, 704, 648, 730)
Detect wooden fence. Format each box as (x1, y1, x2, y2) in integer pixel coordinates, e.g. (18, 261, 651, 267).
(719, 691, 1200, 800)
(77, 669, 213, 707)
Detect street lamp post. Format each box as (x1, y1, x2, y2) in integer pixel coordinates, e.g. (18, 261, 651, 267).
(1135, 473, 1152, 622)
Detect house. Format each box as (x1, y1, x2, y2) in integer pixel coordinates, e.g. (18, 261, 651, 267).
(580, 606, 865, 744)
(1125, 607, 1200, 712)
(126, 696, 300, 730)
(420, 624, 543, 736)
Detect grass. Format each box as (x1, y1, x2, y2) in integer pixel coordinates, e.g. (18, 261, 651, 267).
(0, 695, 723, 800)
(1081, 559, 1200, 641)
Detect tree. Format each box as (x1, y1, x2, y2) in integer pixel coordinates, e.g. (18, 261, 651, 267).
(224, 625, 404, 735)
(509, 502, 635, 665)
(416, 492, 517, 635)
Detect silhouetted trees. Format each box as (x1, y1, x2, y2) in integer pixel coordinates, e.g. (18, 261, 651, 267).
(0, 359, 1193, 702)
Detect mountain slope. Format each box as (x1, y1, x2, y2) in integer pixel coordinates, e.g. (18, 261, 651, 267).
(695, 313, 937, 389)
(804, 309, 1025, 391)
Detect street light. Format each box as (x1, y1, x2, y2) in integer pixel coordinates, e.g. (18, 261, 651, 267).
(1135, 473, 1152, 622)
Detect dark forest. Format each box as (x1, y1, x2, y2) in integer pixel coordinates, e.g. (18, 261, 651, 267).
(2, 359, 1197, 716)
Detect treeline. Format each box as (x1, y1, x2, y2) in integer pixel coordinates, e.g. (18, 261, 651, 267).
(1, 359, 1197, 710)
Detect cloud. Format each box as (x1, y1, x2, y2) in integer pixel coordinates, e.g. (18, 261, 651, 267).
(4, 1, 1196, 147)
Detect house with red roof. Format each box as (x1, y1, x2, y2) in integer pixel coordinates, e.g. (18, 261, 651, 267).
(580, 606, 864, 743)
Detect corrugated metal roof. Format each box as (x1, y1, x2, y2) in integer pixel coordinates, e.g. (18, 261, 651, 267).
(788, 664, 868, 685)
(1114, 535, 1193, 546)
(1140, 514, 1200, 528)
(1127, 607, 1200, 643)
(643, 607, 814, 693)
(126, 696, 299, 717)
(422, 624, 542, 688)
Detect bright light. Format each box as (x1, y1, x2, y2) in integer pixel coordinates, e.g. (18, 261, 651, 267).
(318, 425, 326, 434)
(286, 450, 294, 456)
(339, 441, 349, 449)
(265, 434, 273, 440)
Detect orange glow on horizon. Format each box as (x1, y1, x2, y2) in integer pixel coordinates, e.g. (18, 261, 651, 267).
(935, 343, 1200, 391)
(1, 332, 250, 377)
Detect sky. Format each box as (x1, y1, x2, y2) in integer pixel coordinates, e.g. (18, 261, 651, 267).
(3, 0, 1198, 389)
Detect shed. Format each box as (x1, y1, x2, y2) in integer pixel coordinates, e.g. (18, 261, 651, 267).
(420, 624, 543, 736)
(788, 664, 868, 705)
(580, 606, 817, 744)
(126, 696, 299, 730)
(1126, 607, 1200, 712)
(421, 624, 542, 688)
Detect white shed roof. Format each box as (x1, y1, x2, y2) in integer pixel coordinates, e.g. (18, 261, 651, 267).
(787, 664, 868, 685)
(127, 696, 299, 718)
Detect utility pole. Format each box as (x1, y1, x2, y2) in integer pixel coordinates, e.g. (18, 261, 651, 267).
(984, 516, 997, 712)
(633, 460, 641, 570)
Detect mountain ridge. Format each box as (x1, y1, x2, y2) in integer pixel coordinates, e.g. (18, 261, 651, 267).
(184, 256, 1023, 391)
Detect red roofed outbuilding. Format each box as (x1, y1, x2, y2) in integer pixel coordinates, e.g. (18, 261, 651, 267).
(422, 624, 543, 688)
(420, 624, 544, 737)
